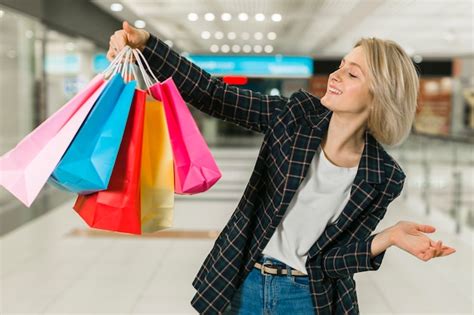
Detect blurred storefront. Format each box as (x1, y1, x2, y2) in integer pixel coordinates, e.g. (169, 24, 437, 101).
(0, 4, 112, 234)
(186, 54, 313, 146)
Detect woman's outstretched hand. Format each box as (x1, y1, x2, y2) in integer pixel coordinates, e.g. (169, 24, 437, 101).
(390, 221, 456, 261)
(107, 21, 150, 61)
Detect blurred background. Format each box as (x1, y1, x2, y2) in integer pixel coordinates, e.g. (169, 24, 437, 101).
(0, 0, 472, 314)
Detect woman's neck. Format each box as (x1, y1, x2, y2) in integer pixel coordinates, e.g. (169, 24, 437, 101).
(320, 112, 367, 168)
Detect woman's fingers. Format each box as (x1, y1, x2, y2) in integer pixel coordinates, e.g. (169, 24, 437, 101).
(420, 247, 436, 261)
(427, 239, 456, 258)
(111, 33, 127, 51)
(122, 20, 150, 50)
(439, 245, 456, 255)
(440, 247, 456, 257)
(107, 28, 130, 61)
(107, 20, 149, 62)
(106, 49, 115, 62)
(416, 224, 436, 233)
(123, 21, 137, 40)
(419, 244, 451, 261)
(434, 241, 443, 257)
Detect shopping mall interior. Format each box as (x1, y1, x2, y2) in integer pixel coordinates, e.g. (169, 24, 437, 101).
(0, 0, 472, 314)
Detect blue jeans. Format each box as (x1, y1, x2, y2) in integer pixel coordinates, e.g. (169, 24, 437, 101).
(223, 255, 314, 314)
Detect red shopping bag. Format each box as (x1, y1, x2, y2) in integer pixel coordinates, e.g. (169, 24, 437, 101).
(73, 89, 146, 234)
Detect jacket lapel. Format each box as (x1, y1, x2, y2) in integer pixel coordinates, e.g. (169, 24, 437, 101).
(274, 109, 331, 220)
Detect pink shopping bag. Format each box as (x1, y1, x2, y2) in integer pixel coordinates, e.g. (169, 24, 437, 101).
(0, 74, 106, 206)
(150, 78, 221, 194)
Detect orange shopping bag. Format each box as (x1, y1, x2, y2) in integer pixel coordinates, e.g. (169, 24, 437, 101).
(140, 98, 175, 232)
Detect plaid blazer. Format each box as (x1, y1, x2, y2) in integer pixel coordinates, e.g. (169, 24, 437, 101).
(143, 35, 406, 315)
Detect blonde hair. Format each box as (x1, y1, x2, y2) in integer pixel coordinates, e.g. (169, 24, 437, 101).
(354, 38, 420, 146)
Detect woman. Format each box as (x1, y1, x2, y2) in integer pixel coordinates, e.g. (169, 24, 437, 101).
(108, 21, 456, 314)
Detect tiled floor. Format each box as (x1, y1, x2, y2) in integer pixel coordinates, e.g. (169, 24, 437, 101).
(1, 147, 473, 314)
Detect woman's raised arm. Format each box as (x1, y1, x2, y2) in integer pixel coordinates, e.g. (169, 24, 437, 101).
(108, 21, 288, 134)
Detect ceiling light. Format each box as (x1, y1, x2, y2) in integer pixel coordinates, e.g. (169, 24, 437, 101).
(0, 10, 4, 18)
(221, 44, 230, 53)
(271, 13, 282, 22)
(221, 13, 232, 21)
(253, 45, 263, 53)
(243, 45, 252, 53)
(188, 13, 198, 21)
(25, 30, 34, 39)
(232, 45, 241, 53)
(204, 13, 215, 21)
(267, 32, 277, 40)
(238, 13, 249, 21)
(270, 88, 280, 96)
(264, 45, 274, 53)
(134, 20, 146, 28)
(241, 32, 250, 40)
(403, 45, 415, 56)
(210, 44, 219, 53)
(164, 40, 173, 48)
(254, 32, 263, 40)
(214, 31, 224, 40)
(65, 42, 75, 51)
(255, 13, 265, 22)
(201, 31, 211, 39)
(413, 54, 423, 63)
(110, 3, 123, 12)
(227, 32, 237, 40)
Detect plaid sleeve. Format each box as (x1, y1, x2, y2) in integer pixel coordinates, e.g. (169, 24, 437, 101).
(321, 231, 387, 279)
(141, 35, 287, 133)
(321, 177, 405, 279)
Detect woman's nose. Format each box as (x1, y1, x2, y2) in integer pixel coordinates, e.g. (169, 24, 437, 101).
(331, 74, 341, 83)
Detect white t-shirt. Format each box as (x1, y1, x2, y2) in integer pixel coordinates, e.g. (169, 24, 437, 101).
(261, 146, 358, 274)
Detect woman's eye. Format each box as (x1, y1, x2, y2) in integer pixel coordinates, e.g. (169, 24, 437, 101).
(337, 65, 356, 78)
(338, 66, 356, 78)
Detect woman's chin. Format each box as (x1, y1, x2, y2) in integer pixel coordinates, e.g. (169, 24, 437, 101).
(320, 94, 332, 108)
(321, 95, 341, 112)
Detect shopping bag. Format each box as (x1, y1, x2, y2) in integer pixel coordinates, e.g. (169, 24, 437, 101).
(140, 98, 174, 232)
(150, 78, 222, 194)
(0, 74, 106, 207)
(73, 89, 147, 234)
(49, 73, 136, 194)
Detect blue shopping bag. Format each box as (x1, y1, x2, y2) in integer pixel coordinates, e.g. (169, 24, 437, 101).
(49, 73, 137, 194)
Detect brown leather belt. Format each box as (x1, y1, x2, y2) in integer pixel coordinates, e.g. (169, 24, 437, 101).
(254, 262, 307, 276)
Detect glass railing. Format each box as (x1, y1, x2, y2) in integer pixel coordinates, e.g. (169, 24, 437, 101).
(386, 132, 474, 233)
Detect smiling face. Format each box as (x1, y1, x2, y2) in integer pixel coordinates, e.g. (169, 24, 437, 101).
(320, 46, 373, 116)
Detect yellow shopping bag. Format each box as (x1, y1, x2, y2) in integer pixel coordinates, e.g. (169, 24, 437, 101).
(140, 98, 175, 232)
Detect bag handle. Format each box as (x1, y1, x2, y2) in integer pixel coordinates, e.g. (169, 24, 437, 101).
(131, 49, 152, 87)
(131, 48, 159, 93)
(103, 46, 131, 78)
(133, 48, 160, 84)
(129, 53, 140, 84)
(121, 48, 137, 82)
(103, 47, 141, 84)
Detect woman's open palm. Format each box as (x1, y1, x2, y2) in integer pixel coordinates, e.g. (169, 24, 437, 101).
(391, 221, 456, 261)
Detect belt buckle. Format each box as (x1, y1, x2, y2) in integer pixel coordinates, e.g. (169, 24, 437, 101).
(260, 262, 273, 276)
